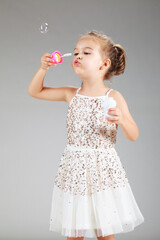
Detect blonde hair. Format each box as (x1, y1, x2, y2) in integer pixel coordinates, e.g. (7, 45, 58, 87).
(79, 30, 127, 81)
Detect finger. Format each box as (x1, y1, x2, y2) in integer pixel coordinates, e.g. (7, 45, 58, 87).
(48, 62, 55, 66)
(44, 53, 52, 57)
(45, 57, 53, 62)
(108, 110, 119, 116)
(106, 118, 115, 122)
(108, 108, 117, 111)
(48, 62, 57, 66)
(47, 60, 56, 65)
(106, 116, 118, 121)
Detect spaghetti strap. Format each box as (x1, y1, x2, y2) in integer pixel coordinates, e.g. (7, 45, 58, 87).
(76, 87, 81, 94)
(105, 88, 113, 97)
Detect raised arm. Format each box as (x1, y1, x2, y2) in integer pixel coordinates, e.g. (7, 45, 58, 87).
(28, 53, 73, 102)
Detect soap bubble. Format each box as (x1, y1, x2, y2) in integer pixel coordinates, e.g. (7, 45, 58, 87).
(39, 23, 48, 33)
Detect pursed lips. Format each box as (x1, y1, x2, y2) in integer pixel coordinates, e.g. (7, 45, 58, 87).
(74, 60, 80, 65)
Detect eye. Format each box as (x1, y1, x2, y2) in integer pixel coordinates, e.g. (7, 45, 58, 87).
(74, 52, 90, 56)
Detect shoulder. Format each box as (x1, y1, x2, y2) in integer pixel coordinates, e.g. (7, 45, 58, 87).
(109, 89, 127, 109)
(110, 89, 136, 125)
(65, 86, 78, 103)
(109, 89, 129, 113)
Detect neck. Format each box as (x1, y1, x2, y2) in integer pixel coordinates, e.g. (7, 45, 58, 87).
(81, 82, 109, 93)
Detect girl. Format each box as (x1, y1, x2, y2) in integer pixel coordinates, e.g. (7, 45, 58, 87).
(28, 30, 144, 240)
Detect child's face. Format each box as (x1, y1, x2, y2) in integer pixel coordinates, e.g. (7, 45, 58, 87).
(72, 38, 107, 80)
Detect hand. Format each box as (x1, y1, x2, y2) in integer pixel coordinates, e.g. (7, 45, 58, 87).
(106, 107, 124, 125)
(40, 53, 57, 71)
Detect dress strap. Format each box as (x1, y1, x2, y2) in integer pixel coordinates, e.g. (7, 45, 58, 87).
(105, 88, 113, 97)
(76, 87, 81, 94)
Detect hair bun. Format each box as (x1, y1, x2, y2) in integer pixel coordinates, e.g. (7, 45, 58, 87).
(113, 44, 126, 77)
(114, 45, 118, 54)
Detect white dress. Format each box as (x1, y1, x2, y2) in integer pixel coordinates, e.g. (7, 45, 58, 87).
(49, 87, 144, 238)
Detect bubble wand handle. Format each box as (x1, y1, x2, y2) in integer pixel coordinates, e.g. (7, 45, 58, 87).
(61, 53, 72, 57)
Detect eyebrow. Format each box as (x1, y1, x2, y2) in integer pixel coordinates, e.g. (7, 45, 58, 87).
(74, 47, 93, 51)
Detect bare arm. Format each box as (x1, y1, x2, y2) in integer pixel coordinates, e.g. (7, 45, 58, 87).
(28, 67, 47, 96)
(119, 116, 139, 141)
(28, 53, 72, 102)
(118, 92, 139, 141)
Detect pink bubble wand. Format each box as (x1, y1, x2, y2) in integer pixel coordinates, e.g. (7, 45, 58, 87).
(51, 50, 72, 64)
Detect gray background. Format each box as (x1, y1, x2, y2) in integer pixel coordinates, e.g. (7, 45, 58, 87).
(0, 0, 159, 239)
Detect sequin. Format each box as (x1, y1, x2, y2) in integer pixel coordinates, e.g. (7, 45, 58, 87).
(54, 87, 129, 195)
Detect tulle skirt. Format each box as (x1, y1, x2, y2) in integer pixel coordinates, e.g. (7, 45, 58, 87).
(49, 145, 144, 238)
(49, 183, 144, 238)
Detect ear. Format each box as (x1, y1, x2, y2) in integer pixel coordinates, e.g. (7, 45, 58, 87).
(99, 58, 111, 71)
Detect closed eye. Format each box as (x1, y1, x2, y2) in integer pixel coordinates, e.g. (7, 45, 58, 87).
(74, 52, 90, 56)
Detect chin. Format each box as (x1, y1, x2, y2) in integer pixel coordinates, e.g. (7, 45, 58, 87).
(72, 66, 81, 75)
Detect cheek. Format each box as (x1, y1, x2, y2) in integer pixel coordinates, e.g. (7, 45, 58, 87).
(86, 60, 98, 70)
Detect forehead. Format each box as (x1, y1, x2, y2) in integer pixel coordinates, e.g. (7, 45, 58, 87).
(74, 38, 100, 51)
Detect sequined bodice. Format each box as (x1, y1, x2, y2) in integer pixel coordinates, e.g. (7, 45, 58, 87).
(54, 88, 128, 196)
(66, 87, 118, 149)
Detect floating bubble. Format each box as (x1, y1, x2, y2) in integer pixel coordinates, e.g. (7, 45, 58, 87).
(39, 22, 48, 33)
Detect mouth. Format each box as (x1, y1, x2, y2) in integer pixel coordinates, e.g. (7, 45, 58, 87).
(74, 60, 80, 65)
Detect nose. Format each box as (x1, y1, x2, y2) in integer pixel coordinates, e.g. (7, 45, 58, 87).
(76, 54, 82, 59)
